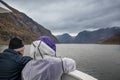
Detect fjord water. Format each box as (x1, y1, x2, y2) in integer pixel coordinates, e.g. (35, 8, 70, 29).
(56, 44, 120, 80)
(0, 44, 120, 80)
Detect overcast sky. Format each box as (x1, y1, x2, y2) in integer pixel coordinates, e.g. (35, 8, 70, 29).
(4, 0, 120, 36)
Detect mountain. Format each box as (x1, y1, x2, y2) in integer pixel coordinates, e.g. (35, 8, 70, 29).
(56, 27, 120, 44)
(102, 33, 120, 44)
(0, 0, 58, 44)
(74, 27, 120, 43)
(56, 33, 74, 43)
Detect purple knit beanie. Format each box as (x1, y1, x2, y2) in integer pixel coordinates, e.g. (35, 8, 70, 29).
(37, 36, 56, 52)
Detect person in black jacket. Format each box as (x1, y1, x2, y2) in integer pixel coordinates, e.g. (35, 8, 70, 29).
(0, 37, 32, 80)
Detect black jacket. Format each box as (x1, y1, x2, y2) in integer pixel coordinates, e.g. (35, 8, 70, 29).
(0, 49, 32, 80)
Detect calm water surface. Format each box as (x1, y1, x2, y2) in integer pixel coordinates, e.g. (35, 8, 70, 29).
(0, 44, 120, 80)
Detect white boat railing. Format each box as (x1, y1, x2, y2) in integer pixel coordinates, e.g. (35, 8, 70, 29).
(62, 70, 98, 80)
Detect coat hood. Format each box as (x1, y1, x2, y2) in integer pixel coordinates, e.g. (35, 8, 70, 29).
(30, 40, 56, 59)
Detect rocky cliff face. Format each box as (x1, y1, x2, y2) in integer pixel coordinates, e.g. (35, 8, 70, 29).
(0, 0, 58, 44)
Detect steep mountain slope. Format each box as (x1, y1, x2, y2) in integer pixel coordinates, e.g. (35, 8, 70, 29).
(0, 0, 58, 44)
(102, 33, 120, 44)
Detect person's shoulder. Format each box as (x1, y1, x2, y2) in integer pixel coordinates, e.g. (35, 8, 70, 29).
(22, 56, 33, 60)
(0, 49, 18, 59)
(20, 56, 33, 62)
(16, 56, 32, 66)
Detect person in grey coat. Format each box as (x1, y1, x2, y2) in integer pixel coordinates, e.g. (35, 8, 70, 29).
(0, 37, 32, 80)
(22, 36, 76, 80)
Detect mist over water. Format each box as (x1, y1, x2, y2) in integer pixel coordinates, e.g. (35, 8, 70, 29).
(0, 44, 120, 80)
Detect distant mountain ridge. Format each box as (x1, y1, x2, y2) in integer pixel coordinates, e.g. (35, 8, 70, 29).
(0, 0, 58, 44)
(56, 33, 74, 43)
(74, 27, 120, 43)
(56, 27, 120, 44)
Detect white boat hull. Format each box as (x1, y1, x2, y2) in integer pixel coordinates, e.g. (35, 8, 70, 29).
(62, 70, 98, 80)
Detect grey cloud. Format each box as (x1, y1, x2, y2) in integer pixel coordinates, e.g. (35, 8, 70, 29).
(4, 0, 120, 35)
